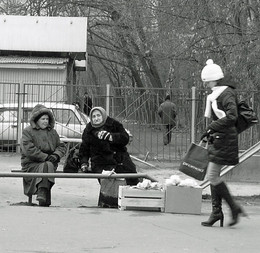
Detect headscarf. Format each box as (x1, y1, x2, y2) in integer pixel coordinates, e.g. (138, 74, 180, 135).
(89, 107, 107, 128)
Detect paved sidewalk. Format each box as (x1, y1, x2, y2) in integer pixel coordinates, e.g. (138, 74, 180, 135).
(1, 202, 260, 253)
(0, 153, 260, 253)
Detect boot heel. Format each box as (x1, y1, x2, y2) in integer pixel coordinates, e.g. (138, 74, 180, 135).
(220, 216, 224, 227)
(201, 212, 224, 227)
(229, 206, 248, 226)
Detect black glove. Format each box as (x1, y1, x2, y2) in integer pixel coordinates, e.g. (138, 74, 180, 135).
(96, 130, 112, 141)
(200, 129, 213, 140)
(46, 154, 60, 164)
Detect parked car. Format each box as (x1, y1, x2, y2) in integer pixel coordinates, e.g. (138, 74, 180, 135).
(0, 102, 89, 150)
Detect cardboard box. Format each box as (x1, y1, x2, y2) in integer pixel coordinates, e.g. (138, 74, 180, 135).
(118, 186, 165, 212)
(164, 185, 202, 214)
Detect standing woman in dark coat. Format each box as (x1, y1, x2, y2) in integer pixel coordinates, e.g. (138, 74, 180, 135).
(200, 59, 246, 227)
(79, 106, 138, 186)
(21, 104, 66, 206)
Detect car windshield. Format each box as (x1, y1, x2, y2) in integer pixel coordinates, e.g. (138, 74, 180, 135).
(0, 110, 17, 122)
(0, 109, 35, 123)
(51, 108, 82, 125)
(0, 105, 88, 126)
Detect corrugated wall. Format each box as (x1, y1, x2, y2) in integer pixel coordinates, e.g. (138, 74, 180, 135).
(0, 67, 67, 103)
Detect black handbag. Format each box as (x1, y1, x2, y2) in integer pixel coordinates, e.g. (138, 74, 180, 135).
(63, 147, 80, 173)
(236, 100, 258, 134)
(179, 141, 208, 181)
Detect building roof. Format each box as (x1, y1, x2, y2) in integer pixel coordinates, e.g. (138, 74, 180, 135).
(0, 56, 69, 65)
(0, 15, 87, 60)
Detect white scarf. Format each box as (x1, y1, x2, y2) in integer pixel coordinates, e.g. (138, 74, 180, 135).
(204, 86, 228, 119)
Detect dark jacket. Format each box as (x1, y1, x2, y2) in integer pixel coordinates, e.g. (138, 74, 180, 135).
(158, 99, 177, 125)
(79, 116, 135, 173)
(207, 76, 239, 165)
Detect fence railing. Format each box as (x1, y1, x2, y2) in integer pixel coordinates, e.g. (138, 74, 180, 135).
(0, 82, 259, 161)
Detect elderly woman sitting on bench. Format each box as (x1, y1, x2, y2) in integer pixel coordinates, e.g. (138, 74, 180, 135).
(79, 106, 139, 186)
(20, 104, 66, 207)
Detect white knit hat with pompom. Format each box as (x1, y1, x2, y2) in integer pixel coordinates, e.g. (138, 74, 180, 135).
(201, 59, 224, 82)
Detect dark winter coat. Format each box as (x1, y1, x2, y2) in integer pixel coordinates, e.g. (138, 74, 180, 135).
(79, 116, 137, 175)
(207, 76, 239, 165)
(21, 104, 66, 196)
(158, 99, 177, 126)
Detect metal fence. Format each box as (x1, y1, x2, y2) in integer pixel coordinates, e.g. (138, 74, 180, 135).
(0, 82, 259, 162)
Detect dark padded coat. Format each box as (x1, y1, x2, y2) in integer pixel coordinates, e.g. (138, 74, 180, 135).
(79, 116, 137, 175)
(21, 104, 66, 196)
(207, 76, 239, 165)
(158, 99, 177, 126)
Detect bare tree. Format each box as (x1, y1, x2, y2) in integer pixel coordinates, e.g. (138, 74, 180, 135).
(1, 0, 260, 92)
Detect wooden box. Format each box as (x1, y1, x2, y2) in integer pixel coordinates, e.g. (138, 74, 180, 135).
(118, 186, 165, 212)
(164, 185, 202, 215)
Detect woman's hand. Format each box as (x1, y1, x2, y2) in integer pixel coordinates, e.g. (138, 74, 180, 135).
(200, 129, 213, 140)
(46, 154, 60, 163)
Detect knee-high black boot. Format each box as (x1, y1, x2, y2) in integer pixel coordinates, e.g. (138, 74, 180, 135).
(215, 182, 247, 226)
(201, 184, 224, 227)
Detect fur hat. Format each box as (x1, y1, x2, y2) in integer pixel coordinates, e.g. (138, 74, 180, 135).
(201, 59, 224, 82)
(89, 107, 107, 128)
(30, 104, 55, 129)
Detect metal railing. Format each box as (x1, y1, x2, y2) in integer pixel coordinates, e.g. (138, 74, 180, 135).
(0, 82, 259, 161)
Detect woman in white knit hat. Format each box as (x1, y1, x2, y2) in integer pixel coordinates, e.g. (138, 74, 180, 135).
(200, 59, 247, 227)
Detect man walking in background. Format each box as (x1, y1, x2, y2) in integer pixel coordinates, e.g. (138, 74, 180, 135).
(158, 94, 177, 145)
(83, 92, 93, 116)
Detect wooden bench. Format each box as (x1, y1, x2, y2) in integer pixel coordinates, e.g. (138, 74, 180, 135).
(1, 170, 158, 205)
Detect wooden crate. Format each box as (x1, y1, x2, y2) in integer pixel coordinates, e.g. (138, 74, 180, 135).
(118, 186, 165, 212)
